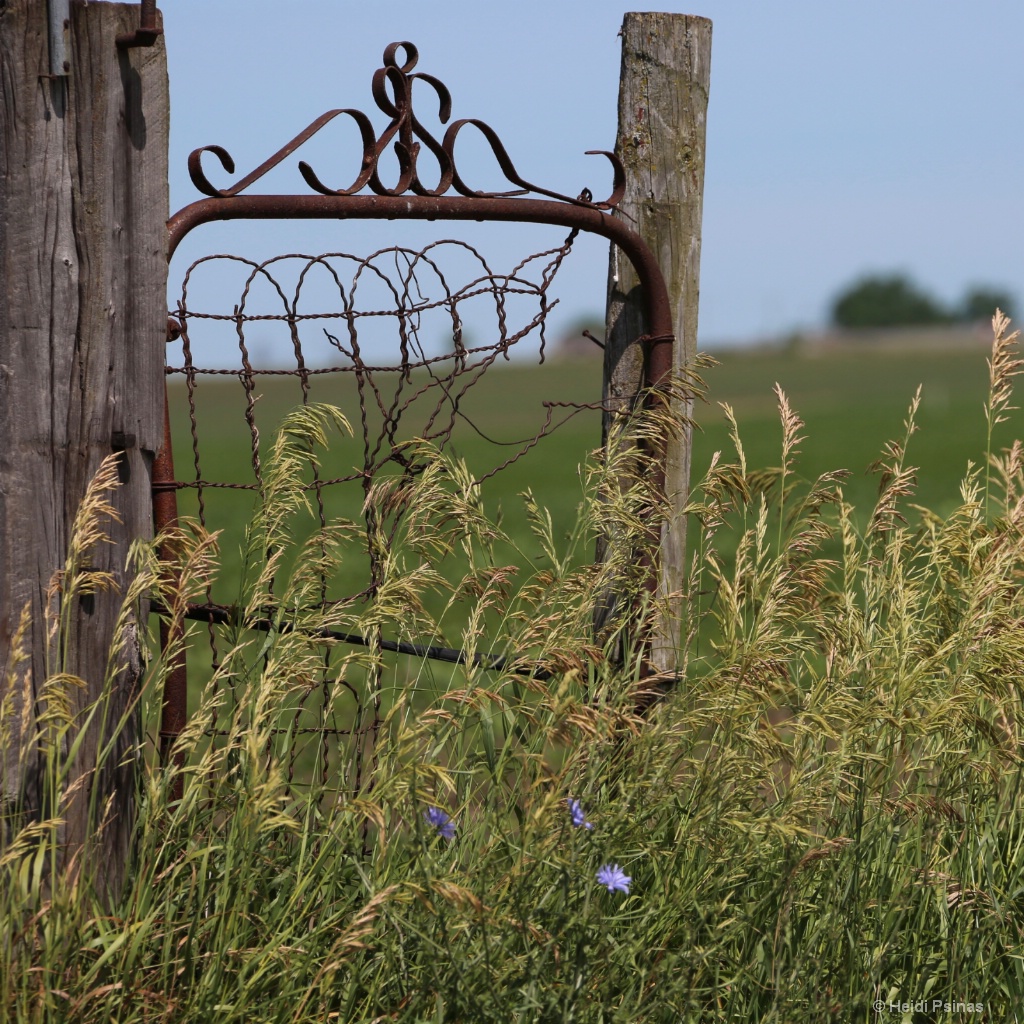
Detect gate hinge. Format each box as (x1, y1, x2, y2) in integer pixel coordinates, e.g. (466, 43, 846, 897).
(116, 0, 162, 50)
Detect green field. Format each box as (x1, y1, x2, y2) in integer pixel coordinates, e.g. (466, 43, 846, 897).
(164, 354, 610, 716)
(165, 355, 607, 607)
(167, 338, 1010, 585)
(162, 337, 1017, 717)
(693, 341, 1001, 519)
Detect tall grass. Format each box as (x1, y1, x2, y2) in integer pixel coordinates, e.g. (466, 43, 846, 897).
(2, 317, 1024, 1022)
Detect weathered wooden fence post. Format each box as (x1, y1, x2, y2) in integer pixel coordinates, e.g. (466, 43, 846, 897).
(0, 1, 167, 898)
(599, 11, 711, 679)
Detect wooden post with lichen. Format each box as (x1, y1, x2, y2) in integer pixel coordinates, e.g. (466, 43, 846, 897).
(598, 12, 712, 678)
(0, 1, 167, 899)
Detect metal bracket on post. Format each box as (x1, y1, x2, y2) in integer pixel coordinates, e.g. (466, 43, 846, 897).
(47, 0, 70, 76)
(116, 0, 162, 49)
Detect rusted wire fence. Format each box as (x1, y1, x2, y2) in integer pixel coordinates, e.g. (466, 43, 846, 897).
(161, 229, 612, 786)
(153, 39, 676, 792)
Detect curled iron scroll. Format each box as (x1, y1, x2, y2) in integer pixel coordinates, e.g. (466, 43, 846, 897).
(187, 41, 624, 210)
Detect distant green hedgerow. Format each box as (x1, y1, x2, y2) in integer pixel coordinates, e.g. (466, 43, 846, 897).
(831, 271, 1017, 328)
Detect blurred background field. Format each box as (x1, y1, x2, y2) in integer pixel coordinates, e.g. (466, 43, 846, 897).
(694, 336, 998, 519)
(165, 355, 606, 607)
(167, 331, 1008, 582)
(162, 330, 1018, 731)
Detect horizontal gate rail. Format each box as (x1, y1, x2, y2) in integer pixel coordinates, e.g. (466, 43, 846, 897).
(160, 600, 557, 682)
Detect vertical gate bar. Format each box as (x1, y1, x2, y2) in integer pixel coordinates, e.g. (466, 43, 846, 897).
(153, 378, 186, 800)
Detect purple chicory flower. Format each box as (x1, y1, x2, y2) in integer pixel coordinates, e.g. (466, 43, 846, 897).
(596, 863, 631, 894)
(567, 798, 594, 830)
(424, 806, 456, 841)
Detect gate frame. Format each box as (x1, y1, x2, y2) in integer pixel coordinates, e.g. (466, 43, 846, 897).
(156, 41, 677, 770)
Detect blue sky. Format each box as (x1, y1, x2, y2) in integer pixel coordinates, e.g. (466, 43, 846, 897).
(163, 1, 1024, 347)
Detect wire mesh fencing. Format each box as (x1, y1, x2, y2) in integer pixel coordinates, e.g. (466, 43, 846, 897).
(158, 229, 617, 789)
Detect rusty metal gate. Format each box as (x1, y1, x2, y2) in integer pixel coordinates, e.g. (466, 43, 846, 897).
(155, 41, 675, 784)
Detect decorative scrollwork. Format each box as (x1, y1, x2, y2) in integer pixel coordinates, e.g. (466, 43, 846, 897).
(187, 41, 624, 210)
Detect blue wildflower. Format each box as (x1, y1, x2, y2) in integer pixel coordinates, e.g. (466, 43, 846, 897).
(424, 806, 456, 841)
(567, 798, 594, 830)
(596, 863, 631, 894)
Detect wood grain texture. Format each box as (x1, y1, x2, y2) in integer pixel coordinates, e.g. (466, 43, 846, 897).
(600, 12, 711, 674)
(0, 0, 167, 898)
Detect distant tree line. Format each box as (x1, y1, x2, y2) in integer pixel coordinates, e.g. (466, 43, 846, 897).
(831, 274, 1017, 329)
